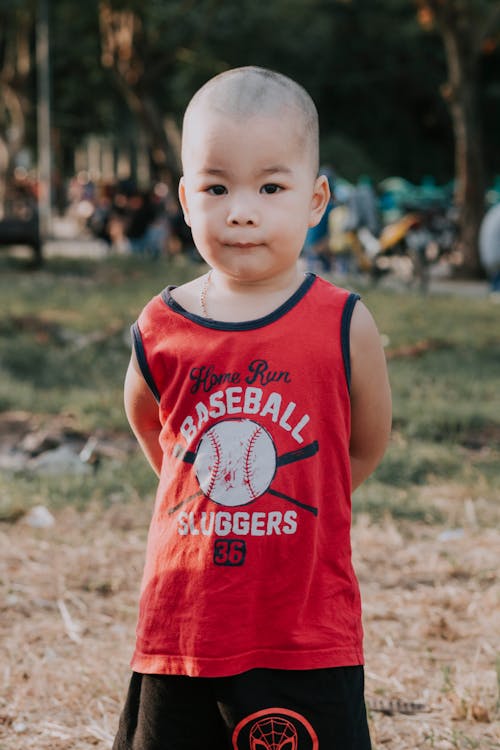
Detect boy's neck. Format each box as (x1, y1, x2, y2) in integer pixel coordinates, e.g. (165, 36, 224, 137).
(203, 265, 305, 322)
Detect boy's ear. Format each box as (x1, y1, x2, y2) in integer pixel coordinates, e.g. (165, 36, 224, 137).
(178, 177, 191, 227)
(308, 174, 330, 227)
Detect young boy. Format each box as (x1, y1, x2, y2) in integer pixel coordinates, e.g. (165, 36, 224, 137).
(114, 66, 392, 750)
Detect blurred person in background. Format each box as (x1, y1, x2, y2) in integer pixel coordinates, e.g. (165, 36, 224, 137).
(479, 202, 500, 294)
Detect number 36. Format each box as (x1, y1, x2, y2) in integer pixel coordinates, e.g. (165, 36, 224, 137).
(213, 539, 246, 566)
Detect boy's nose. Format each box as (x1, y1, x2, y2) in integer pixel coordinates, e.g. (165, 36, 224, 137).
(226, 200, 259, 226)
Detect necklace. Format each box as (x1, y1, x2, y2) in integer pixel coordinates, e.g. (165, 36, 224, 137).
(200, 271, 212, 318)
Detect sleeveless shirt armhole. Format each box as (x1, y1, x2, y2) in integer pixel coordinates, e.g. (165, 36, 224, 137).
(131, 322, 161, 403)
(341, 292, 361, 393)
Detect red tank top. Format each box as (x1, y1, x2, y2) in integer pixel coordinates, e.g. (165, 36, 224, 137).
(130, 273, 363, 677)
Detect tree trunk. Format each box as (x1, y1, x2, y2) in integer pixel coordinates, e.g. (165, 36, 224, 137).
(137, 93, 181, 187)
(98, 3, 180, 189)
(0, 138, 9, 218)
(107, 74, 180, 188)
(0, 84, 27, 217)
(441, 23, 484, 276)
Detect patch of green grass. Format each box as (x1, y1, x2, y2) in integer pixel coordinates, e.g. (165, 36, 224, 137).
(1, 331, 129, 387)
(0, 255, 199, 430)
(389, 348, 500, 443)
(373, 441, 463, 486)
(360, 285, 497, 350)
(352, 482, 444, 523)
(2, 255, 201, 332)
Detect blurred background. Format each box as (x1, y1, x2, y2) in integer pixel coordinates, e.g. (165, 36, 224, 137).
(1, 0, 499, 276)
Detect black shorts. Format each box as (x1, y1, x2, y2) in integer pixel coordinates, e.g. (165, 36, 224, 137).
(112, 666, 371, 749)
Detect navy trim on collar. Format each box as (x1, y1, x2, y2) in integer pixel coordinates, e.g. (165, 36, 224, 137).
(161, 273, 317, 331)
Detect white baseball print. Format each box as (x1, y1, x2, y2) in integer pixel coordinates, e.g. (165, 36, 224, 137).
(194, 419, 277, 506)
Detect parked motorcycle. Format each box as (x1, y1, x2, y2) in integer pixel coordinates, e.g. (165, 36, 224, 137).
(350, 211, 426, 285)
(333, 182, 458, 287)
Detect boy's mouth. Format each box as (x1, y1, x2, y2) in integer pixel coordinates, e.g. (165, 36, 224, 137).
(226, 242, 262, 249)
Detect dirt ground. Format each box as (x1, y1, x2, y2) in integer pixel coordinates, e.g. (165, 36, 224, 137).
(1, 492, 498, 750)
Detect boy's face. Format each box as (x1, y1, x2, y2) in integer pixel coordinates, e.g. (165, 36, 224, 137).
(179, 107, 329, 283)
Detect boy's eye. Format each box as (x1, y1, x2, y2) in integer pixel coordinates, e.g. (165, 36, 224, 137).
(260, 183, 282, 194)
(207, 185, 227, 195)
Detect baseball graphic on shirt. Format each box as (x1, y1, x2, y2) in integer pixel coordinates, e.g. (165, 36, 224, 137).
(194, 419, 277, 506)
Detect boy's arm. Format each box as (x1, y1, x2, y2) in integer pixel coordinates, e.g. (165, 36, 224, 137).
(349, 300, 392, 491)
(124, 349, 163, 477)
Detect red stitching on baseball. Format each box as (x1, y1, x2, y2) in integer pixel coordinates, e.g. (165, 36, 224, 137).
(206, 429, 221, 498)
(243, 425, 263, 501)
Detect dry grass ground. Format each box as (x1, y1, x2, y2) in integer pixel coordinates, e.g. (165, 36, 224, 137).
(1, 489, 498, 750)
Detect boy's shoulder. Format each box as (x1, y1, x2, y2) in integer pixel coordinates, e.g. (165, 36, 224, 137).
(135, 274, 206, 332)
(312, 274, 359, 303)
(167, 275, 204, 313)
(139, 275, 204, 312)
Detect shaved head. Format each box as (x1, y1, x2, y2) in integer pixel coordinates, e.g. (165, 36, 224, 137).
(182, 66, 320, 176)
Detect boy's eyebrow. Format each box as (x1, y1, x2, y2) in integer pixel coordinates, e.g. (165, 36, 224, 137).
(259, 165, 293, 175)
(198, 165, 293, 176)
(199, 168, 227, 176)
